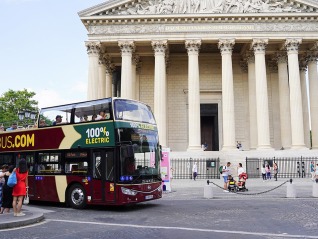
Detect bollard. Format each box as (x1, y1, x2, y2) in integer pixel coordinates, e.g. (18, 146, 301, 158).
(312, 179, 318, 197)
(286, 178, 297, 198)
(204, 181, 213, 199)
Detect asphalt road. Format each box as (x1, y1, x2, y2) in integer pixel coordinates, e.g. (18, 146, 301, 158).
(1, 179, 318, 239)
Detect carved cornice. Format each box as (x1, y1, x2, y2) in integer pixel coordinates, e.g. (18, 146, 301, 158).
(92, 0, 317, 16)
(185, 39, 201, 54)
(85, 41, 101, 55)
(251, 38, 268, 53)
(218, 39, 235, 54)
(285, 38, 302, 53)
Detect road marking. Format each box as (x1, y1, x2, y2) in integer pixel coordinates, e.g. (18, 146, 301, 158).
(48, 219, 318, 238)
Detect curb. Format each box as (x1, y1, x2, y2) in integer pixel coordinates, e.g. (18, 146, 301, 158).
(0, 212, 44, 230)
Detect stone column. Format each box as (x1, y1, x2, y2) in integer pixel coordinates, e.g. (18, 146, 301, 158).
(85, 41, 100, 100)
(135, 61, 142, 100)
(185, 40, 202, 151)
(105, 61, 114, 98)
(285, 39, 306, 149)
(118, 41, 135, 99)
(275, 52, 292, 149)
(152, 40, 168, 147)
(307, 51, 318, 149)
(218, 39, 236, 150)
(132, 54, 140, 101)
(245, 52, 258, 149)
(299, 57, 310, 148)
(98, 53, 106, 99)
(252, 39, 272, 149)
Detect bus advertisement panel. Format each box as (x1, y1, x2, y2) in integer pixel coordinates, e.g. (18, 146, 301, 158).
(0, 121, 115, 152)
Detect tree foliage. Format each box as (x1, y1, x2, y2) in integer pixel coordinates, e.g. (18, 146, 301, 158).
(0, 89, 38, 127)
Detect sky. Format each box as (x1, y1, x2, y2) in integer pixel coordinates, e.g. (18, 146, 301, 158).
(0, 0, 104, 109)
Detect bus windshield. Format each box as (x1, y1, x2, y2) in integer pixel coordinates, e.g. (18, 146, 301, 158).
(114, 99, 156, 124)
(119, 128, 160, 183)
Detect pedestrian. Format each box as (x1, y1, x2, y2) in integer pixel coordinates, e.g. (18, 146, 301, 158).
(192, 162, 198, 180)
(237, 163, 245, 179)
(221, 162, 231, 192)
(265, 164, 271, 180)
(0, 165, 13, 214)
(273, 163, 278, 181)
(170, 167, 174, 182)
(12, 159, 29, 217)
(315, 163, 318, 180)
(261, 164, 266, 181)
(310, 162, 315, 181)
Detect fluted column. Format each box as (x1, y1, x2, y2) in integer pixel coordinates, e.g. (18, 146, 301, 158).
(85, 41, 100, 100)
(285, 39, 306, 149)
(307, 51, 318, 149)
(245, 53, 257, 149)
(118, 41, 135, 99)
(185, 40, 202, 151)
(218, 39, 236, 150)
(105, 61, 114, 98)
(299, 57, 310, 148)
(275, 52, 292, 149)
(252, 39, 272, 149)
(152, 40, 168, 147)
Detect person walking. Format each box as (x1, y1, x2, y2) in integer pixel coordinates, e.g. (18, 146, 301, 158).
(0, 165, 13, 214)
(273, 162, 278, 181)
(192, 162, 198, 180)
(237, 163, 245, 179)
(261, 164, 266, 182)
(221, 162, 231, 192)
(310, 162, 315, 181)
(265, 164, 271, 180)
(12, 159, 28, 217)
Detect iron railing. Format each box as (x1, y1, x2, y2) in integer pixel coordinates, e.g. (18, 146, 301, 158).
(246, 156, 318, 178)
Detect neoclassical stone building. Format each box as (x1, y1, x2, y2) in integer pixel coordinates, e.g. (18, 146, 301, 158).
(79, 0, 318, 154)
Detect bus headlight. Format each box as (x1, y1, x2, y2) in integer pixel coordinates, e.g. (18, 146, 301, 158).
(121, 187, 137, 196)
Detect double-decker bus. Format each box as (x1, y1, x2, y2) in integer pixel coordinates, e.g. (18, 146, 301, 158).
(0, 98, 162, 208)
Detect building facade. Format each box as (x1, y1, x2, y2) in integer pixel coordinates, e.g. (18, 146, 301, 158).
(79, 0, 318, 154)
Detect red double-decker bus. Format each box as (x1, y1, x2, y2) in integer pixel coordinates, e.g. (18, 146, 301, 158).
(0, 98, 162, 208)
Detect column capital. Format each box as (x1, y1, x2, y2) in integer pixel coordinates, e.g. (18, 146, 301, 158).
(218, 39, 235, 54)
(306, 51, 318, 62)
(185, 39, 201, 54)
(85, 41, 101, 55)
(268, 60, 278, 73)
(118, 41, 135, 55)
(243, 51, 255, 63)
(285, 38, 302, 54)
(273, 51, 288, 64)
(251, 38, 268, 53)
(132, 54, 140, 65)
(151, 40, 168, 54)
(105, 62, 115, 74)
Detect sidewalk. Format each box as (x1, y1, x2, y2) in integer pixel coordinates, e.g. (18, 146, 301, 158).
(163, 177, 318, 200)
(0, 205, 44, 230)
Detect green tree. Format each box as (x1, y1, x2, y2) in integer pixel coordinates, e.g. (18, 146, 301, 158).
(0, 89, 38, 128)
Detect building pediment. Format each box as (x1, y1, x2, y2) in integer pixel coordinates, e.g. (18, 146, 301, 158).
(79, 0, 318, 16)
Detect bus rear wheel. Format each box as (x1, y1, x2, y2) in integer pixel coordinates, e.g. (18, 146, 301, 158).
(68, 184, 87, 209)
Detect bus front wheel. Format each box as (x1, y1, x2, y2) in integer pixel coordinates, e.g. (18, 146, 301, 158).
(68, 184, 87, 209)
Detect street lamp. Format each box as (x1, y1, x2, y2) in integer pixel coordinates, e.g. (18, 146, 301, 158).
(18, 110, 38, 128)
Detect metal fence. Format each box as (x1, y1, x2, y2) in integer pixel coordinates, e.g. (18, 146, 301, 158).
(171, 157, 220, 179)
(246, 156, 318, 178)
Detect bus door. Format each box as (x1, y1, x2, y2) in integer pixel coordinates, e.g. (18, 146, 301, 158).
(92, 149, 115, 204)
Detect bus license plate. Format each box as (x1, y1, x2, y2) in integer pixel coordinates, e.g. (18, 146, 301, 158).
(145, 195, 153, 200)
